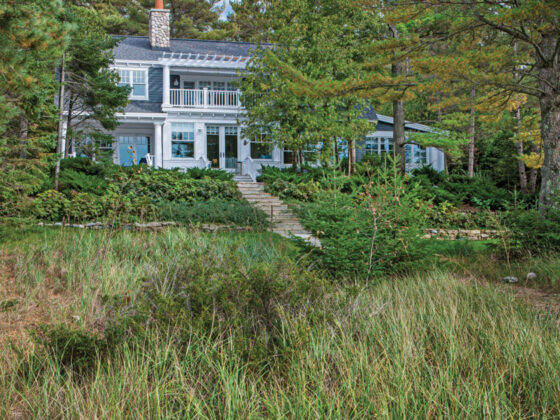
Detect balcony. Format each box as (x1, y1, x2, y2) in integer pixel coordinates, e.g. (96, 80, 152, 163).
(169, 88, 241, 109)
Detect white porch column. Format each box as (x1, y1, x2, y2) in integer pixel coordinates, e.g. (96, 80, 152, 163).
(153, 122, 163, 168)
(194, 122, 205, 160)
(162, 65, 170, 107)
(162, 121, 171, 167)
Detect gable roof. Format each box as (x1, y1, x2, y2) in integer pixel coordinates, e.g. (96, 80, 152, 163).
(113, 36, 258, 61)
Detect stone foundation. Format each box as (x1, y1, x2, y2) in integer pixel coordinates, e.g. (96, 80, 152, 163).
(423, 229, 504, 240)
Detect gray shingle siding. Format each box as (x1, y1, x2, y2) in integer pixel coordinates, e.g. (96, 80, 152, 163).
(124, 101, 162, 113)
(149, 67, 163, 104)
(376, 122, 393, 132)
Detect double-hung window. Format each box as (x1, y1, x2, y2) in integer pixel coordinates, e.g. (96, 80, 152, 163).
(118, 69, 148, 100)
(171, 123, 195, 158)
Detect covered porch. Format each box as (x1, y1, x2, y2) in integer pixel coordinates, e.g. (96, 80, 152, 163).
(113, 119, 290, 180)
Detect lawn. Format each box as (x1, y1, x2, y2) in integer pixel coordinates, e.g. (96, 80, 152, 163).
(1, 226, 559, 418)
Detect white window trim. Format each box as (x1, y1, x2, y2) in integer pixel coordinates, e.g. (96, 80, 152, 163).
(170, 123, 195, 159)
(117, 68, 149, 101)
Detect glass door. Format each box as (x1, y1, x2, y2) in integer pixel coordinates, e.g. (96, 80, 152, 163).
(206, 126, 220, 169)
(118, 135, 150, 166)
(224, 126, 238, 170)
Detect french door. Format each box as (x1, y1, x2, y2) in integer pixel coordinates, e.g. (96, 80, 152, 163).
(206, 126, 238, 170)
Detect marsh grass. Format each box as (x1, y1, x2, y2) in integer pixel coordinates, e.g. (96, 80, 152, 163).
(1, 227, 560, 418)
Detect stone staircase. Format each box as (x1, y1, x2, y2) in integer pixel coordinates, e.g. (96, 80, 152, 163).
(237, 181, 320, 246)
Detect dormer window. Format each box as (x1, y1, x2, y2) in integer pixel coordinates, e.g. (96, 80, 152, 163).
(118, 69, 149, 100)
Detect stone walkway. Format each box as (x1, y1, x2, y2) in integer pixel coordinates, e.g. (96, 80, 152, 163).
(236, 180, 320, 246)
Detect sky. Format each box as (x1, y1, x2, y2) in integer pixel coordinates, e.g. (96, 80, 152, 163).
(218, 0, 234, 20)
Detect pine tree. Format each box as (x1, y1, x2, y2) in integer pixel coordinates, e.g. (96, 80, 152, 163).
(227, 0, 272, 42)
(61, 6, 130, 159)
(240, 0, 374, 172)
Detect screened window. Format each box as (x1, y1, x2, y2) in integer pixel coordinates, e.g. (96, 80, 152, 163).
(118, 69, 148, 100)
(171, 123, 195, 158)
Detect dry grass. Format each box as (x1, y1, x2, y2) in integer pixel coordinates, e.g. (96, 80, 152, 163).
(1, 227, 559, 419)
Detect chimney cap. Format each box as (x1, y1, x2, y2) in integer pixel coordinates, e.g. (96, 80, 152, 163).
(154, 0, 164, 9)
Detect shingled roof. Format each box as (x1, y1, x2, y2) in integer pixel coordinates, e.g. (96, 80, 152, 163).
(113, 36, 258, 61)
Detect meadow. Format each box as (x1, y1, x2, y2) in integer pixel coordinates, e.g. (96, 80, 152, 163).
(1, 226, 559, 419)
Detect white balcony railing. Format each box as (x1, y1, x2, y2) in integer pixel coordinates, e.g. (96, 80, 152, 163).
(169, 88, 241, 108)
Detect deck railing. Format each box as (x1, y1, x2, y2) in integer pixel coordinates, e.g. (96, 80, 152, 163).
(169, 88, 241, 108)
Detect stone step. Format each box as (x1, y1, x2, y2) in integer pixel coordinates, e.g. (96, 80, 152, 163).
(244, 198, 279, 203)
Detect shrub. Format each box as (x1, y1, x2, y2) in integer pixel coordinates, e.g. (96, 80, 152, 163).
(65, 192, 105, 222)
(111, 239, 327, 363)
(505, 207, 560, 254)
(159, 199, 270, 230)
(32, 324, 109, 373)
(121, 168, 240, 202)
(31, 190, 69, 221)
(296, 172, 429, 278)
(183, 167, 233, 181)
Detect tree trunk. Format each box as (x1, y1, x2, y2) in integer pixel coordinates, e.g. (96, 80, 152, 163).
(514, 107, 528, 194)
(347, 139, 353, 176)
(389, 24, 406, 175)
(334, 138, 339, 166)
(65, 97, 74, 158)
(468, 86, 475, 178)
(55, 54, 65, 191)
(18, 115, 29, 159)
(537, 34, 560, 215)
(392, 97, 406, 175)
(538, 98, 560, 213)
(529, 144, 539, 193)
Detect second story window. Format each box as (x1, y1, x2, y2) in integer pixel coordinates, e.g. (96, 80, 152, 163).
(118, 69, 148, 100)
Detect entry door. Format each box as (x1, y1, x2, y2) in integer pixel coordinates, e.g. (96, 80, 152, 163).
(224, 126, 238, 170)
(206, 126, 238, 170)
(206, 126, 220, 168)
(119, 135, 150, 166)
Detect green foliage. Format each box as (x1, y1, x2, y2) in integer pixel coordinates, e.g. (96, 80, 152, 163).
(505, 208, 560, 255)
(32, 324, 111, 373)
(159, 199, 270, 230)
(409, 166, 528, 210)
(4, 228, 560, 417)
(32, 190, 70, 221)
(121, 168, 240, 202)
(296, 172, 429, 278)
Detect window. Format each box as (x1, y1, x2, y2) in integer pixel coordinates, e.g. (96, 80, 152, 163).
(283, 149, 294, 164)
(405, 144, 427, 167)
(118, 69, 148, 100)
(171, 123, 195, 158)
(250, 131, 273, 160)
(365, 136, 379, 154)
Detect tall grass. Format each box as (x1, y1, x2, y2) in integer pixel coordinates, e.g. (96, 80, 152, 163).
(1, 228, 559, 418)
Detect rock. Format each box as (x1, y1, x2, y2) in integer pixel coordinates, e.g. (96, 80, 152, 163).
(526, 272, 537, 281)
(54, 222, 62, 226)
(503, 276, 519, 284)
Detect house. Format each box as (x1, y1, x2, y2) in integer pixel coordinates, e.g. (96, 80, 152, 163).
(62, 0, 445, 179)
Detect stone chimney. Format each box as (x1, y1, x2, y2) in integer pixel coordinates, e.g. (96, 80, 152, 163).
(149, 0, 170, 49)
